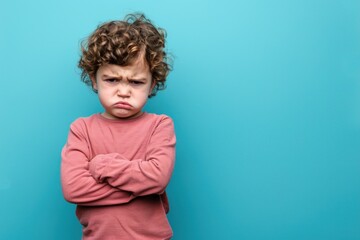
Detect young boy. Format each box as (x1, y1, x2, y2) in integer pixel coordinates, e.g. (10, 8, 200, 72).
(61, 14, 175, 240)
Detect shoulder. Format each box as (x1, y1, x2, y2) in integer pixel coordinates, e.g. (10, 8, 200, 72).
(69, 114, 99, 131)
(145, 113, 175, 129)
(145, 113, 174, 124)
(145, 113, 176, 139)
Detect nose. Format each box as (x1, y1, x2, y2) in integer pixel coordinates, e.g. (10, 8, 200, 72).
(117, 82, 131, 97)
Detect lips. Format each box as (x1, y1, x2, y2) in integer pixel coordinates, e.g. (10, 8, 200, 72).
(114, 101, 133, 109)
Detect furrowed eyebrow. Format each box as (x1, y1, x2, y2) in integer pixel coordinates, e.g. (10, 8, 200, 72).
(100, 73, 148, 82)
(101, 74, 121, 78)
(130, 78, 148, 81)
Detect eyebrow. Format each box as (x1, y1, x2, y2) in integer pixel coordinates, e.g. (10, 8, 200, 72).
(101, 74, 121, 79)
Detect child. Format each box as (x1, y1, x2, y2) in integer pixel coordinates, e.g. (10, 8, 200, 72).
(61, 13, 175, 240)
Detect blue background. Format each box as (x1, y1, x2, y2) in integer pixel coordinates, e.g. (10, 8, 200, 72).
(1, 0, 360, 239)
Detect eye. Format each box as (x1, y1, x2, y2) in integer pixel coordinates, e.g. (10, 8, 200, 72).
(104, 78, 118, 83)
(129, 80, 145, 85)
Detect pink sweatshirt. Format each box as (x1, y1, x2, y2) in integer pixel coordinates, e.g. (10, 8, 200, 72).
(61, 113, 176, 240)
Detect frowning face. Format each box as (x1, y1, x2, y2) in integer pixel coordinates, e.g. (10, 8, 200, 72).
(92, 55, 154, 120)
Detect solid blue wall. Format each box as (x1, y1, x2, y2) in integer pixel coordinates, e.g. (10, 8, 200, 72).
(1, 0, 359, 239)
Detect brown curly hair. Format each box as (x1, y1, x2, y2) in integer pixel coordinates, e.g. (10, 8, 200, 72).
(78, 13, 172, 97)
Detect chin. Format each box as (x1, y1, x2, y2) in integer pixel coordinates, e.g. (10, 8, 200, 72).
(116, 112, 141, 119)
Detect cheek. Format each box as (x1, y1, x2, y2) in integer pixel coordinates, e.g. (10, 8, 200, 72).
(138, 85, 152, 96)
(98, 89, 113, 102)
(136, 89, 150, 102)
(99, 87, 116, 95)
(139, 90, 150, 100)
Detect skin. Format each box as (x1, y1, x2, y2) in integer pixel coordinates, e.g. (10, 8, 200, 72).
(91, 54, 155, 120)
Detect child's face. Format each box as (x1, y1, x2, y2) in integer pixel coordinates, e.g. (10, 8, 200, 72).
(92, 55, 154, 119)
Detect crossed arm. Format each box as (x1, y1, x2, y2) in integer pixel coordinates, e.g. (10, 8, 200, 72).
(61, 117, 176, 206)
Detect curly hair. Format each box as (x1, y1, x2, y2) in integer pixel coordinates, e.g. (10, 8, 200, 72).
(78, 13, 172, 97)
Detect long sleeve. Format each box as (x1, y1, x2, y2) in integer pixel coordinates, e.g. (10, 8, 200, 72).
(88, 116, 176, 197)
(61, 120, 134, 206)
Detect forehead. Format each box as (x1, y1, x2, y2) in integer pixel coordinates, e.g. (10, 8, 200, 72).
(98, 55, 151, 78)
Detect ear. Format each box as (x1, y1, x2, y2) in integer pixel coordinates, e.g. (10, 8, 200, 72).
(90, 75, 98, 91)
(149, 80, 156, 94)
